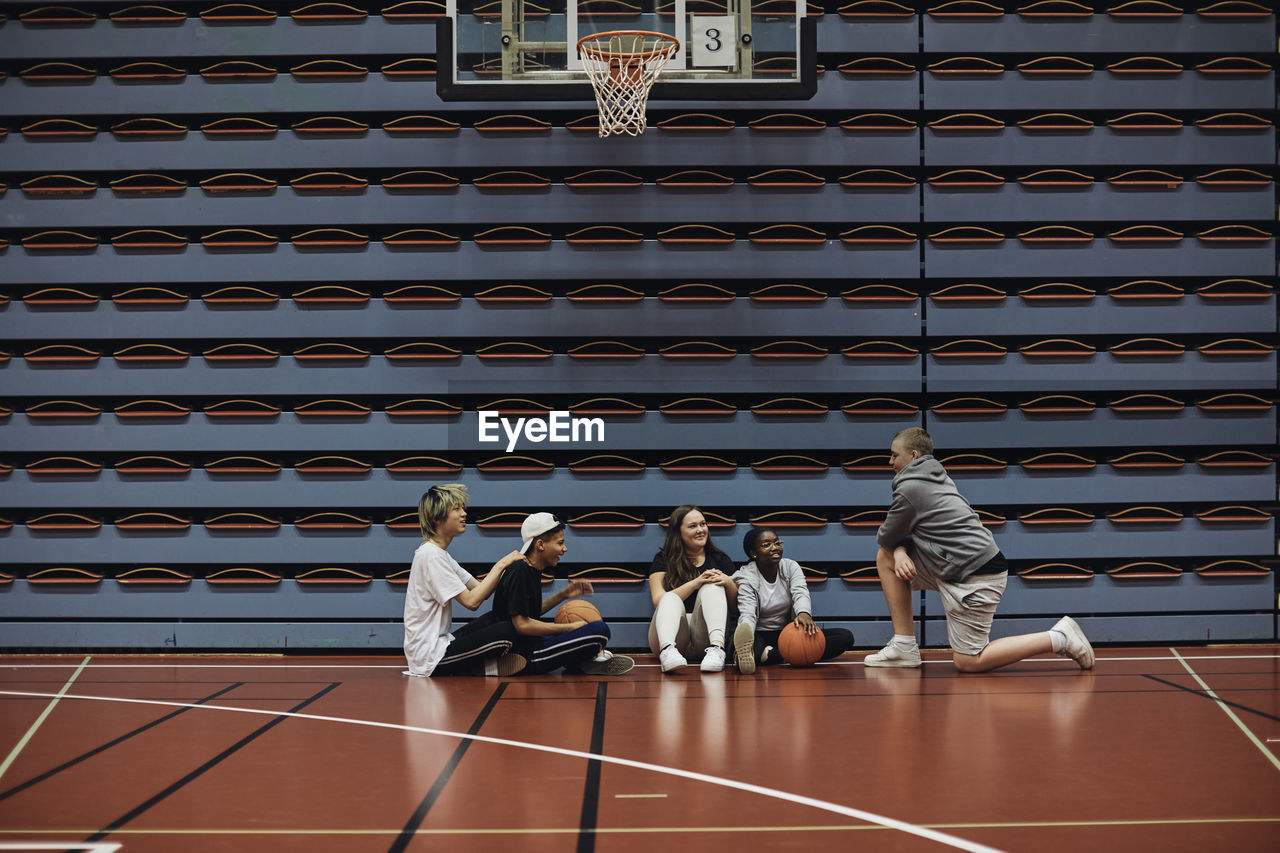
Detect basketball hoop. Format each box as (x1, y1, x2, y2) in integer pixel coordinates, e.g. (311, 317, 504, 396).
(577, 30, 680, 138)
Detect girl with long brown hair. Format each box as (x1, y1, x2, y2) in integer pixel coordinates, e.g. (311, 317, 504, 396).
(646, 505, 738, 673)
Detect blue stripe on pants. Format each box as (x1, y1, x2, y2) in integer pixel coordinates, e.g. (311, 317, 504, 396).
(521, 621, 611, 675)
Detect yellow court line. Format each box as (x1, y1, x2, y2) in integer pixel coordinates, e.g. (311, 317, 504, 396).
(614, 793, 669, 798)
(1171, 648, 1280, 774)
(0, 655, 91, 783)
(4, 819, 1279, 836)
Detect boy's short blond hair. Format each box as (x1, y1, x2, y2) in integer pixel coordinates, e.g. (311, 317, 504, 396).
(418, 483, 468, 541)
(893, 427, 934, 456)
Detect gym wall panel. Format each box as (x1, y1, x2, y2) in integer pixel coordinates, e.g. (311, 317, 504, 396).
(0, 243, 923, 284)
(922, 76, 1275, 111)
(927, 297, 1276, 337)
(922, 17, 1273, 54)
(1, 2, 1275, 650)
(0, 300, 925, 340)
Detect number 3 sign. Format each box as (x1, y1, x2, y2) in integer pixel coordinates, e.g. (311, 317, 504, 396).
(690, 16, 737, 68)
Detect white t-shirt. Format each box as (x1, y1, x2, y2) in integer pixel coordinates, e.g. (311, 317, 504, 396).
(403, 541, 473, 676)
(756, 573, 791, 631)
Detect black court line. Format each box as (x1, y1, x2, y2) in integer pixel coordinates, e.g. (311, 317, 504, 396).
(576, 682, 609, 853)
(83, 681, 341, 845)
(0, 682, 245, 803)
(386, 681, 509, 853)
(1142, 674, 1280, 723)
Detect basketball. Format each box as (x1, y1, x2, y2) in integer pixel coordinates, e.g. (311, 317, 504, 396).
(555, 599, 602, 624)
(778, 623, 825, 667)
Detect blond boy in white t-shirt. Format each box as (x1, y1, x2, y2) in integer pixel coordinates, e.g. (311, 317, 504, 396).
(403, 484, 528, 677)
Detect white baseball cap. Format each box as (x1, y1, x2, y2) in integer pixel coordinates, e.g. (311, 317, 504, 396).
(520, 512, 561, 554)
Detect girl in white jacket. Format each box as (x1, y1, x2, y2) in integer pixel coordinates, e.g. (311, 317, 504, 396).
(731, 527, 854, 674)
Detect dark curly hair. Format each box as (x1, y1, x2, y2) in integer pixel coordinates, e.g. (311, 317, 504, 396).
(742, 526, 778, 560)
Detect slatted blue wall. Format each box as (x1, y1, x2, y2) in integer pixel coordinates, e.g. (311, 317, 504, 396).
(0, 1, 1275, 651)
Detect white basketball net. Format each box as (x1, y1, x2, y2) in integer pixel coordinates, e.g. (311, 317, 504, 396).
(577, 31, 680, 138)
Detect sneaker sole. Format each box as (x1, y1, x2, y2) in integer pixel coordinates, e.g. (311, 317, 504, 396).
(578, 655, 635, 676)
(733, 623, 756, 675)
(1057, 616, 1094, 669)
(493, 653, 527, 677)
(863, 654, 922, 669)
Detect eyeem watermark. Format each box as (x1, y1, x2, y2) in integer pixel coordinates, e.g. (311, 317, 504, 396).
(478, 411, 605, 453)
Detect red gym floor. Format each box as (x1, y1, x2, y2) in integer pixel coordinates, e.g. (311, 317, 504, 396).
(0, 646, 1277, 853)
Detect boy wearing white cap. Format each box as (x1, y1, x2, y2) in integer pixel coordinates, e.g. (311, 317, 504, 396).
(487, 512, 634, 675)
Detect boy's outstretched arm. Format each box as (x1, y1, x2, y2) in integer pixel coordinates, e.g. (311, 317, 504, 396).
(540, 578, 593, 615)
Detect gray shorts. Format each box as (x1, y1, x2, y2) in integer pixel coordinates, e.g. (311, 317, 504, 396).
(910, 567, 1007, 656)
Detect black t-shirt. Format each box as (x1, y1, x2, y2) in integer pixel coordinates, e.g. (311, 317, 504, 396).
(648, 548, 737, 612)
(491, 561, 543, 623)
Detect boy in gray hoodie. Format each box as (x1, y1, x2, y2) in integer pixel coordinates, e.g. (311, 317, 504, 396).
(865, 427, 1094, 672)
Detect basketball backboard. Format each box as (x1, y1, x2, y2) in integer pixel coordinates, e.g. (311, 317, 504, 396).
(436, 0, 816, 101)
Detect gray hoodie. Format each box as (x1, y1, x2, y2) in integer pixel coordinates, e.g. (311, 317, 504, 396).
(876, 454, 999, 582)
(732, 557, 811, 631)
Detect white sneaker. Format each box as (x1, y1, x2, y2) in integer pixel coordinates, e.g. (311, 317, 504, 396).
(1052, 616, 1094, 669)
(733, 622, 756, 675)
(700, 646, 726, 673)
(864, 642, 922, 668)
(659, 644, 687, 673)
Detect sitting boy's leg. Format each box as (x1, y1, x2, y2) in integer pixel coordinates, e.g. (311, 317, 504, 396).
(522, 621, 610, 675)
(434, 620, 526, 676)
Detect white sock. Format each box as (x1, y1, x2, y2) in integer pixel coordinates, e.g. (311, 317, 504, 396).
(892, 634, 918, 649)
(1048, 629, 1067, 653)
(484, 658, 498, 676)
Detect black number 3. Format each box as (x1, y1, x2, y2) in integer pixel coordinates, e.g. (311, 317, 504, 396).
(704, 28, 722, 52)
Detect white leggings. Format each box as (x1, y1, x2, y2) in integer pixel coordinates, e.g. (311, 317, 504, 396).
(647, 584, 727, 655)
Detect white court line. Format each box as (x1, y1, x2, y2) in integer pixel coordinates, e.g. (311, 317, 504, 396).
(0, 844, 120, 852)
(1170, 648, 1280, 774)
(0, 689, 1006, 853)
(0, 656, 91, 784)
(1, 652, 1277, 670)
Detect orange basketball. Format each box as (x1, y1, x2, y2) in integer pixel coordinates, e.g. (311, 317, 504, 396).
(555, 599, 602, 624)
(778, 623, 825, 667)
